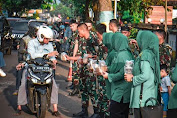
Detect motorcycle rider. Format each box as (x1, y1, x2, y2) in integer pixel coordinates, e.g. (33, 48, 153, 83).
(13, 21, 40, 96)
(16, 26, 60, 117)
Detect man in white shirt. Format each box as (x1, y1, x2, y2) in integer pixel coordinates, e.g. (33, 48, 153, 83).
(16, 26, 60, 117)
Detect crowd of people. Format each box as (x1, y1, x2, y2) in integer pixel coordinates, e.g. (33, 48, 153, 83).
(62, 19, 176, 118)
(9, 17, 177, 118)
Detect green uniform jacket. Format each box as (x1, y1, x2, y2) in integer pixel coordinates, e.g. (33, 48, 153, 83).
(107, 32, 134, 103)
(129, 60, 157, 108)
(108, 51, 133, 103)
(106, 49, 116, 99)
(103, 32, 116, 99)
(168, 63, 177, 109)
(130, 30, 160, 108)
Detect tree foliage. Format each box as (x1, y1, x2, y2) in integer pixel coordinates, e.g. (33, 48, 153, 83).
(50, 3, 72, 19)
(1, 0, 53, 17)
(118, 0, 164, 23)
(59, 0, 96, 20)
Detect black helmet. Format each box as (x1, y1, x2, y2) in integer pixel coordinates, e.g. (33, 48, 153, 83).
(27, 21, 41, 38)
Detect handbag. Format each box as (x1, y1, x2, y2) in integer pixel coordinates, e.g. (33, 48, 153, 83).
(140, 84, 163, 118)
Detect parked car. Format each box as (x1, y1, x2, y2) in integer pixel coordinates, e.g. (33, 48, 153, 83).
(6, 17, 21, 28)
(0, 16, 13, 54)
(11, 19, 47, 49)
(11, 20, 29, 49)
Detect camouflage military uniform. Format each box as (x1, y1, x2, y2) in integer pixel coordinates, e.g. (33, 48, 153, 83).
(68, 31, 79, 56)
(78, 31, 99, 109)
(159, 42, 172, 74)
(128, 39, 140, 58)
(68, 31, 80, 83)
(76, 37, 89, 106)
(96, 41, 110, 117)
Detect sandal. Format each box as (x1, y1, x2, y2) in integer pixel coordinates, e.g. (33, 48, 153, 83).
(52, 111, 61, 117)
(15, 109, 21, 116)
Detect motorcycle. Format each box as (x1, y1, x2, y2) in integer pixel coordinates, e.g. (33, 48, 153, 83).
(26, 57, 54, 118)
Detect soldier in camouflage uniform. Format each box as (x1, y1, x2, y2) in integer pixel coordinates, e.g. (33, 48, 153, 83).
(109, 19, 119, 33)
(68, 23, 99, 118)
(154, 29, 172, 74)
(121, 25, 139, 58)
(95, 24, 110, 118)
(67, 20, 81, 96)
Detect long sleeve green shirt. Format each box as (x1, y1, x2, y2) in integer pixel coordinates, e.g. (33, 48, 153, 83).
(108, 50, 133, 103)
(130, 61, 157, 108)
(168, 63, 177, 109)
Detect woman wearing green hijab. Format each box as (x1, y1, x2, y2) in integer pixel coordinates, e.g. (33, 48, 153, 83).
(102, 32, 134, 118)
(125, 30, 160, 117)
(102, 32, 115, 99)
(167, 63, 177, 118)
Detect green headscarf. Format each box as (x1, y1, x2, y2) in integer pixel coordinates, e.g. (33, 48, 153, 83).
(111, 32, 129, 52)
(103, 32, 114, 52)
(108, 32, 132, 73)
(133, 30, 160, 84)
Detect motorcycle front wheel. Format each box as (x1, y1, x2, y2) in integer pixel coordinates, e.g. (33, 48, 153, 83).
(36, 93, 47, 118)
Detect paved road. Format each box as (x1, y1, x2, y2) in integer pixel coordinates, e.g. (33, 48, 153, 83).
(0, 51, 93, 118)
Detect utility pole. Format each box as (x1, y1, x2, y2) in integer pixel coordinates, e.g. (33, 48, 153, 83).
(112, 0, 120, 19)
(114, 0, 117, 19)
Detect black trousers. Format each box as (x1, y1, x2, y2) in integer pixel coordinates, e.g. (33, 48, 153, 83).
(167, 109, 177, 118)
(110, 99, 129, 118)
(134, 108, 142, 118)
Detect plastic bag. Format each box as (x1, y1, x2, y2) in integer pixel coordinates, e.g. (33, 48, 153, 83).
(124, 60, 134, 74)
(99, 60, 107, 72)
(83, 54, 88, 64)
(61, 52, 67, 61)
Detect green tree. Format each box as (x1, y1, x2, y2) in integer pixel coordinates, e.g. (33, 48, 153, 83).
(50, 3, 72, 19)
(59, 0, 95, 20)
(41, 0, 53, 9)
(119, 0, 164, 23)
(1, 0, 53, 17)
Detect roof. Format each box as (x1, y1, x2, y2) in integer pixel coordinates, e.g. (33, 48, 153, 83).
(132, 23, 177, 33)
(6, 17, 21, 20)
(163, 0, 177, 5)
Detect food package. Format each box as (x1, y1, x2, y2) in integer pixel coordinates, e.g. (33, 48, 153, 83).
(99, 60, 107, 72)
(61, 52, 67, 61)
(124, 60, 134, 74)
(83, 54, 88, 64)
(87, 59, 97, 70)
(93, 63, 102, 75)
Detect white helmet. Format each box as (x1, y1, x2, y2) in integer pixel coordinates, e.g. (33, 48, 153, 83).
(37, 25, 53, 42)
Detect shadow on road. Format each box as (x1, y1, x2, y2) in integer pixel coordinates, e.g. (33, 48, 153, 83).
(2, 85, 34, 116)
(7, 66, 17, 77)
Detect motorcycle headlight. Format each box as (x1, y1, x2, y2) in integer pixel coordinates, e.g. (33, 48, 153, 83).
(31, 78, 38, 83)
(46, 78, 52, 84)
(11, 34, 15, 38)
(44, 71, 53, 80)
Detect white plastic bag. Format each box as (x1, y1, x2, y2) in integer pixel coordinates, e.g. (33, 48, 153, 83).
(124, 60, 134, 74)
(61, 52, 67, 61)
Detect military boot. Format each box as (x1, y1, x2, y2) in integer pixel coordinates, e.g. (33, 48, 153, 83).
(73, 105, 88, 117)
(69, 84, 79, 96)
(89, 107, 100, 118)
(99, 112, 105, 118)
